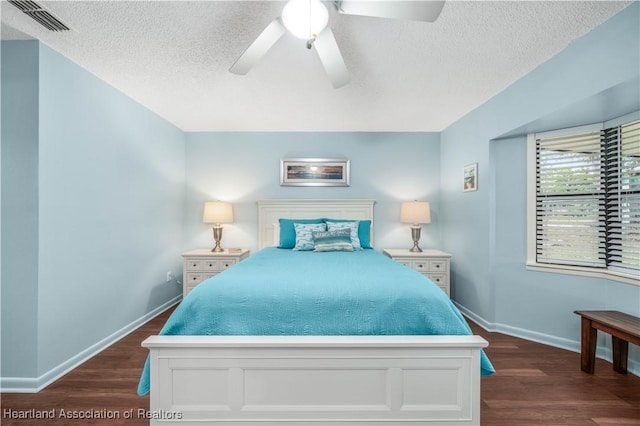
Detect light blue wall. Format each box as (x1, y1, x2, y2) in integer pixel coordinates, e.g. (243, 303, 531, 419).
(1, 41, 186, 386)
(35, 44, 186, 377)
(441, 3, 639, 369)
(184, 132, 441, 253)
(1, 40, 40, 379)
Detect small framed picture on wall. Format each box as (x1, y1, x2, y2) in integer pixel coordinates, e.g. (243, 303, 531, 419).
(463, 163, 478, 192)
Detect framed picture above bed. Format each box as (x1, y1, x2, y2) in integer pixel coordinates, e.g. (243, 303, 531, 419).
(280, 158, 350, 187)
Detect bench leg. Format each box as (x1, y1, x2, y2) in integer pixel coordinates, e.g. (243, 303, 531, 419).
(612, 336, 629, 374)
(580, 318, 597, 374)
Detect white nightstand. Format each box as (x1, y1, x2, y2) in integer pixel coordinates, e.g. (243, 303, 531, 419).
(383, 249, 451, 297)
(182, 249, 250, 298)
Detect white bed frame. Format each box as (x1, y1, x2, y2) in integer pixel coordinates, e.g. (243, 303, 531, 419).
(142, 199, 488, 425)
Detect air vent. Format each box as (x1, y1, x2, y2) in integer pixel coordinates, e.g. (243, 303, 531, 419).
(8, 0, 70, 32)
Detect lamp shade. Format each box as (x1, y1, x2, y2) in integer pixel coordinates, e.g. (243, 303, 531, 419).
(203, 202, 234, 224)
(401, 202, 431, 224)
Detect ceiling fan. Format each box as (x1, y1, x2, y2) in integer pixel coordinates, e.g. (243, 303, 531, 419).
(229, 0, 446, 89)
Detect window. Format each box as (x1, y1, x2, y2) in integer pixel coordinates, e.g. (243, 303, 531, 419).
(527, 113, 639, 284)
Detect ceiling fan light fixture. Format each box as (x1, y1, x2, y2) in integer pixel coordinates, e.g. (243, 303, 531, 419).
(281, 0, 329, 39)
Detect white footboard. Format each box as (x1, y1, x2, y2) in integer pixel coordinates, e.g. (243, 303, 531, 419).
(142, 335, 487, 425)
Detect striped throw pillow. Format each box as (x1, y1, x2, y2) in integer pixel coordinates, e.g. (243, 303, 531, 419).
(312, 229, 354, 252)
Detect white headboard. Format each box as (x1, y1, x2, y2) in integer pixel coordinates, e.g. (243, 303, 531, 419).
(257, 199, 375, 249)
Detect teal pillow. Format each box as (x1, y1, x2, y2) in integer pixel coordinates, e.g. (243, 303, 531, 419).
(278, 218, 325, 248)
(313, 229, 354, 252)
(324, 219, 372, 248)
(293, 223, 327, 251)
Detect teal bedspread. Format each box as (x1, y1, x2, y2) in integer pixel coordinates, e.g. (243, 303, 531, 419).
(137, 248, 494, 395)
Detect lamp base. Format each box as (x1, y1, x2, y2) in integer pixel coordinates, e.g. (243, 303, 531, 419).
(211, 225, 225, 252)
(409, 225, 423, 252)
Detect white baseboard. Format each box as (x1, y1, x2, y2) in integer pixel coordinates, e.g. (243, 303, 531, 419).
(0, 295, 181, 393)
(455, 302, 640, 377)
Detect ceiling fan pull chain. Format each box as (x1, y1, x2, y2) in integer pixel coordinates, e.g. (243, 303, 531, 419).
(306, 36, 317, 50)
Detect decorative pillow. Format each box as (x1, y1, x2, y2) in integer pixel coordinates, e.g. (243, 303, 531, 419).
(324, 219, 372, 248)
(293, 223, 327, 251)
(278, 218, 325, 249)
(326, 221, 362, 250)
(313, 229, 354, 252)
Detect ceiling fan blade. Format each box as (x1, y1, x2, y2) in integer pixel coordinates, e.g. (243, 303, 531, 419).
(313, 28, 350, 89)
(229, 18, 286, 75)
(335, 1, 445, 22)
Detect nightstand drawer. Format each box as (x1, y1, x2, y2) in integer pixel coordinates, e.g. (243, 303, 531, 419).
(186, 273, 203, 285)
(202, 260, 220, 271)
(413, 260, 429, 272)
(393, 258, 411, 268)
(186, 272, 217, 291)
(186, 260, 205, 271)
(429, 260, 447, 272)
(427, 273, 447, 286)
(219, 259, 237, 270)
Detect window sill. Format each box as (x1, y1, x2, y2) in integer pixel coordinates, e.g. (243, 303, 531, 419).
(526, 262, 639, 286)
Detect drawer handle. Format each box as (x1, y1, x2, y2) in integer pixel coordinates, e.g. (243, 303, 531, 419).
(209, 263, 213, 267)
(224, 263, 230, 267)
(435, 264, 441, 268)
(191, 277, 198, 281)
(192, 263, 197, 267)
(417, 264, 424, 268)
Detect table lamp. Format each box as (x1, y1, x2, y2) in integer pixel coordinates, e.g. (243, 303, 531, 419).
(400, 201, 431, 252)
(202, 201, 234, 252)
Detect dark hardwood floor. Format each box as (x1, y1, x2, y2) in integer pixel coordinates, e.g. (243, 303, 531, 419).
(469, 322, 640, 425)
(2, 306, 639, 425)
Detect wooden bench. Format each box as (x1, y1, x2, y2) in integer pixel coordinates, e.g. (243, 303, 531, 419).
(574, 310, 640, 374)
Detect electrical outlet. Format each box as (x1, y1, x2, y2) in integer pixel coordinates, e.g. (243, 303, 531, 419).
(166, 271, 173, 282)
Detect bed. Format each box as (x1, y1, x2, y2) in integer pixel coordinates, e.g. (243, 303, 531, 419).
(139, 199, 493, 425)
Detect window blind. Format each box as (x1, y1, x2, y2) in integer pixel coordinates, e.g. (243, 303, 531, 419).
(536, 130, 606, 267)
(535, 119, 639, 274)
(604, 120, 640, 273)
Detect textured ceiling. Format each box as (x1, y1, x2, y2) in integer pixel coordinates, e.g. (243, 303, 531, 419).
(1, 1, 631, 131)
